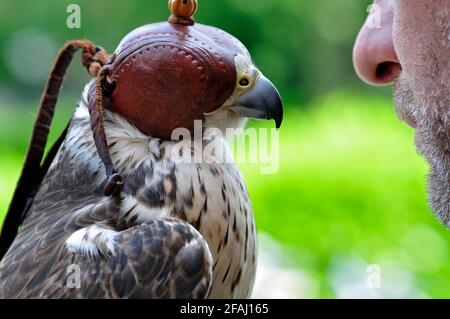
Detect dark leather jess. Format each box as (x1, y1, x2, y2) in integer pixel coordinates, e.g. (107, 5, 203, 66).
(100, 21, 251, 140)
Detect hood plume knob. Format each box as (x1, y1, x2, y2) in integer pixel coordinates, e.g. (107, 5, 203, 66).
(168, 0, 198, 25)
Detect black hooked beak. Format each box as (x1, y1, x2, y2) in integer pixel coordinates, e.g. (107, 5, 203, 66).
(234, 75, 284, 129)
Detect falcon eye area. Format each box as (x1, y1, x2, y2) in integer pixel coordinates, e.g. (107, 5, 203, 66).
(239, 78, 250, 87)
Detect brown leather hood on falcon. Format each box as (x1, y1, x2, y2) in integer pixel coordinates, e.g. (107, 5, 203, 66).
(106, 22, 251, 140)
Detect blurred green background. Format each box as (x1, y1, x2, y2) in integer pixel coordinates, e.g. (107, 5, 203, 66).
(0, 0, 448, 298)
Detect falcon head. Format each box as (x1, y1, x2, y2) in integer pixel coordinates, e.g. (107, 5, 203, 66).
(203, 53, 283, 134)
(105, 21, 283, 140)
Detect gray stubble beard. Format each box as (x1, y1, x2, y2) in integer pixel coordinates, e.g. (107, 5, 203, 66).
(394, 78, 450, 227)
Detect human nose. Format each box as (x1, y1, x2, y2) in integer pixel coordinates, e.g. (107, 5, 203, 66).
(353, 0, 401, 85)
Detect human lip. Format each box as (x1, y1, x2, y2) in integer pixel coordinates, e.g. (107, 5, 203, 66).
(402, 114, 417, 129)
(394, 99, 417, 129)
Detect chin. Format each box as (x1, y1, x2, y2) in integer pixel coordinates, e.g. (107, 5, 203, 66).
(428, 167, 450, 228)
(414, 113, 450, 228)
(394, 77, 450, 228)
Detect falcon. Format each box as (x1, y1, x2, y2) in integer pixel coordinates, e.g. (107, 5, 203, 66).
(0, 0, 283, 298)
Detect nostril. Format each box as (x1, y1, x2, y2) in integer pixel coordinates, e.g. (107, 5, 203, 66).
(375, 61, 402, 84)
(376, 62, 394, 78)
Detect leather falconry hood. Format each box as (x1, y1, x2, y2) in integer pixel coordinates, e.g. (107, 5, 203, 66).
(106, 17, 250, 140)
(0, 0, 283, 259)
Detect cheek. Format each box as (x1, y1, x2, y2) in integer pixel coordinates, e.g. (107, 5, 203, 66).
(393, 0, 449, 90)
(392, 2, 422, 75)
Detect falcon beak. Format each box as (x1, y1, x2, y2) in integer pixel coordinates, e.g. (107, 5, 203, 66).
(234, 75, 284, 129)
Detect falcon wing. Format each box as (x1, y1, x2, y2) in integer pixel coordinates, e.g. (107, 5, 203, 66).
(0, 127, 213, 298)
(73, 219, 213, 299)
(0, 210, 213, 299)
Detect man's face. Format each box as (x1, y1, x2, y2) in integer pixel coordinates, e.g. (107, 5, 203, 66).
(353, 0, 449, 226)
